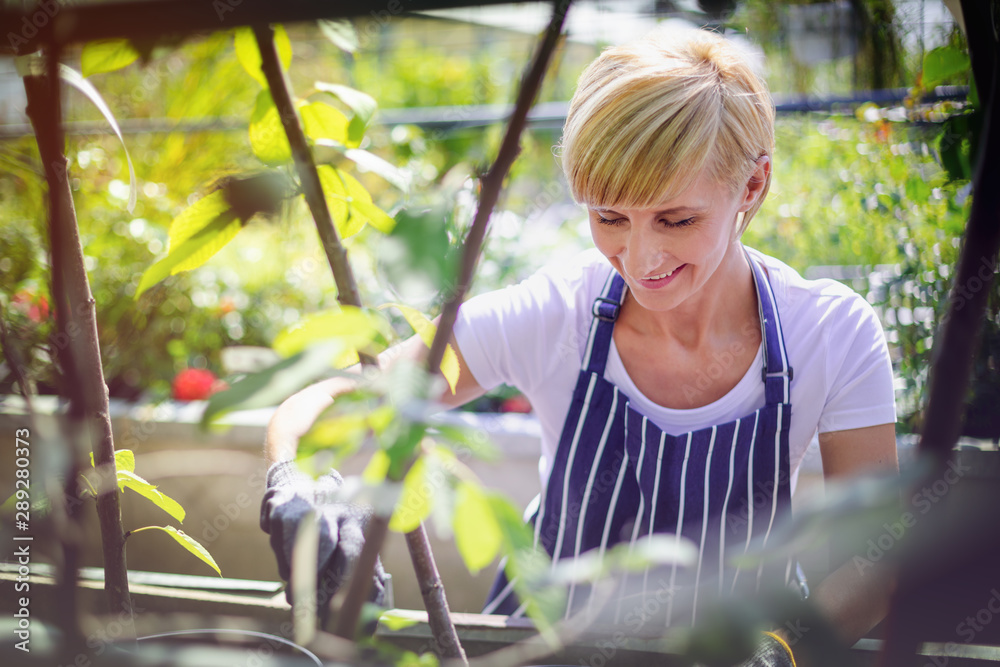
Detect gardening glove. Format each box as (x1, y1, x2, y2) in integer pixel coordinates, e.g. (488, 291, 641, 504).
(735, 632, 796, 667)
(260, 460, 390, 621)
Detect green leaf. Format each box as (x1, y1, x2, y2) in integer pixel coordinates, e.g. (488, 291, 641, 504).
(58, 65, 137, 213)
(131, 525, 221, 576)
(136, 194, 242, 297)
(250, 90, 293, 165)
(118, 469, 186, 523)
(201, 342, 342, 425)
(379, 609, 422, 632)
(315, 82, 376, 144)
(235, 25, 292, 87)
(922, 45, 970, 89)
(314, 141, 410, 192)
(362, 448, 392, 484)
(89, 449, 135, 477)
(300, 101, 350, 145)
(272, 305, 385, 367)
(317, 166, 395, 238)
(453, 482, 502, 573)
(379, 303, 460, 394)
(389, 457, 432, 533)
(318, 19, 358, 54)
(81, 40, 140, 77)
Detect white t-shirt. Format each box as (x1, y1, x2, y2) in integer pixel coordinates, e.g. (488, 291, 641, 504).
(454, 247, 897, 491)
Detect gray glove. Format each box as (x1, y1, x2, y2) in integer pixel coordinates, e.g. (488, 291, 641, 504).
(736, 632, 796, 666)
(260, 461, 389, 624)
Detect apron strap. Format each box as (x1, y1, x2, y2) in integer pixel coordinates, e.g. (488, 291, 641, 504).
(747, 250, 794, 406)
(583, 269, 627, 375)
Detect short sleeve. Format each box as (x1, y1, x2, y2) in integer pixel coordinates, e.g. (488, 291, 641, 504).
(453, 265, 578, 395)
(817, 296, 897, 433)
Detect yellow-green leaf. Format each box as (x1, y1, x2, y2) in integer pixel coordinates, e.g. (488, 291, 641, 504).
(389, 458, 431, 533)
(118, 470, 186, 523)
(131, 525, 221, 576)
(136, 194, 242, 298)
(81, 39, 140, 77)
(234, 25, 292, 87)
(303, 413, 370, 454)
(363, 449, 391, 485)
(249, 90, 293, 165)
(453, 481, 502, 574)
(300, 101, 349, 146)
(89, 449, 135, 477)
(380, 303, 460, 394)
(316, 166, 375, 239)
(272, 306, 383, 367)
(379, 609, 422, 632)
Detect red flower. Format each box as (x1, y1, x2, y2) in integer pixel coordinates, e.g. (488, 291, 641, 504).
(172, 368, 227, 401)
(12, 290, 49, 323)
(501, 394, 532, 414)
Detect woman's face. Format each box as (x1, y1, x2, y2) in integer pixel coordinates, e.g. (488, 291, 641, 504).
(588, 163, 766, 315)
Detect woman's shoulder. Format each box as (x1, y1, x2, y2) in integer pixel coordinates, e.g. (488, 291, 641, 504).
(747, 247, 887, 354)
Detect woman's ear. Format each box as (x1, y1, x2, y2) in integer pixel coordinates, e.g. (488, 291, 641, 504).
(738, 155, 771, 212)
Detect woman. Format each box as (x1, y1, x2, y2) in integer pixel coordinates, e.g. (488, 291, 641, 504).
(262, 27, 898, 663)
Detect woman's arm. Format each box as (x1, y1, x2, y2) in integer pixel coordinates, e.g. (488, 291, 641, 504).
(806, 423, 899, 646)
(264, 330, 487, 466)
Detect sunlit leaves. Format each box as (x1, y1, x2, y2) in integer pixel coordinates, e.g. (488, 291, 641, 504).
(317, 166, 395, 238)
(118, 469, 186, 523)
(272, 305, 386, 367)
(201, 342, 343, 425)
(130, 525, 222, 576)
(315, 82, 376, 145)
(318, 19, 358, 54)
(235, 25, 292, 88)
(81, 40, 140, 77)
(314, 142, 410, 192)
(922, 45, 970, 90)
(388, 457, 431, 532)
(300, 101, 350, 145)
(250, 90, 293, 165)
(453, 482, 502, 573)
(136, 191, 242, 297)
(379, 303, 459, 394)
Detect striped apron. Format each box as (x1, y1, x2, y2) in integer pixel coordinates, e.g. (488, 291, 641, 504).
(483, 252, 797, 627)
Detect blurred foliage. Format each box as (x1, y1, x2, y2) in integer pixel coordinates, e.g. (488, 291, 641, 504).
(0, 13, 981, 434)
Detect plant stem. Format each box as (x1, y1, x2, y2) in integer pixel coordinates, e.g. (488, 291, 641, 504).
(879, 3, 1000, 663)
(404, 524, 467, 661)
(426, 0, 571, 372)
(23, 48, 133, 637)
(253, 24, 372, 368)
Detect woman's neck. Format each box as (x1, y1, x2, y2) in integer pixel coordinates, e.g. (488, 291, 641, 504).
(622, 241, 758, 351)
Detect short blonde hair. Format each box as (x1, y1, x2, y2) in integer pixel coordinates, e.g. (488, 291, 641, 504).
(560, 28, 774, 235)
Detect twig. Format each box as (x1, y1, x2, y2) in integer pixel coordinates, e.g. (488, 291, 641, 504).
(23, 46, 132, 643)
(404, 524, 467, 662)
(253, 24, 373, 368)
(426, 0, 571, 372)
(879, 3, 1000, 664)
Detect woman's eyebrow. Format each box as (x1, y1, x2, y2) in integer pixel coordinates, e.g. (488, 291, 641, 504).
(592, 205, 707, 215)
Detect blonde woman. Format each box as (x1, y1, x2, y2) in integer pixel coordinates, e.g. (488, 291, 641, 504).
(262, 27, 898, 665)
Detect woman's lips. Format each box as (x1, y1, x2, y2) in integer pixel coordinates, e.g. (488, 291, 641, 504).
(638, 264, 686, 289)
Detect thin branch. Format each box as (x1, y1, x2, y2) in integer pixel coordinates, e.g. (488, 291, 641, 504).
(426, 0, 571, 372)
(253, 24, 372, 367)
(24, 44, 133, 649)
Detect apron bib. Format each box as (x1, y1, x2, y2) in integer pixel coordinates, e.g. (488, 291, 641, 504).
(484, 251, 798, 627)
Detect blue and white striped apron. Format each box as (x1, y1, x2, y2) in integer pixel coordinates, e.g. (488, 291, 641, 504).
(483, 252, 797, 626)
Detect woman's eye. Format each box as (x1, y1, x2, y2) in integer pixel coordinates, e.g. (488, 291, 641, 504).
(597, 215, 626, 226)
(663, 217, 695, 228)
